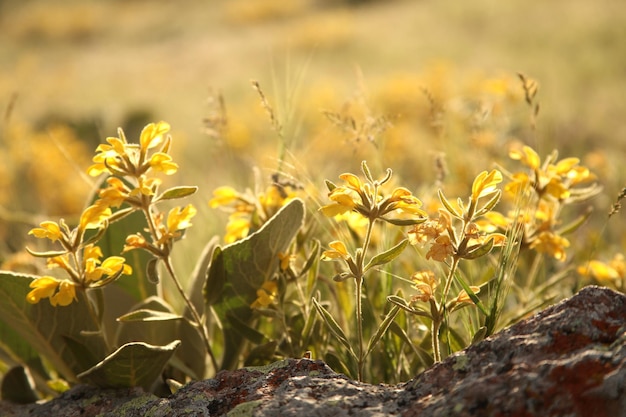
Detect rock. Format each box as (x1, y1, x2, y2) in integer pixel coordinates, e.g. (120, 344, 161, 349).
(1, 286, 624, 417)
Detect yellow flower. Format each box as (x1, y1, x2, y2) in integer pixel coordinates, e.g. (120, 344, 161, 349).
(410, 270, 437, 302)
(84, 255, 131, 284)
(504, 172, 531, 197)
(47, 254, 72, 271)
(319, 189, 359, 217)
(251, 280, 278, 309)
(148, 152, 178, 175)
(167, 204, 197, 232)
(87, 137, 126, 177)
(50, 280, 77, 307)
(278, 252, 293, 271)
(578, 260, 619, 283)
(426, 235, 455, 262)
(99, 177, 131, 208)
(578, 254, 624, 287)
(29, 221, 63, 241)
(509, 145, 540, 170)
(471, 169, 502, 201)
(408, 210, 449, 246)
(385, 187, 427, 217)
(529, 231, 569, 261)
(339, 173, 363, 192)
(321, 240, 351, 261)
(455, 286, 480, 304)
(224, 212, 250, 243)
(209, 186, 239, 208)
(123, 233, 148, 252)
(129, 175, 161, 197)
(26, 276, 59, 304)
(139, 121, 170, 151)
(79, 202, 112, 231)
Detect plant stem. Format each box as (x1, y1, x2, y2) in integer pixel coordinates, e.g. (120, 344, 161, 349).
(433, 256, 461, 363)
(162, 257, 219, 373)
(431, 315, 442, 363)
(354, 218, 376, 381)
(355, 275, 364, 381)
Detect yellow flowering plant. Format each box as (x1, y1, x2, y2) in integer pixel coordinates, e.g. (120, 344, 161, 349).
(317, 161, 427, 380)
(0, 121, 225, 396)
(0, 70, 622, 400)
(388, 169, 507, 362)
(489, 144, 603, 314)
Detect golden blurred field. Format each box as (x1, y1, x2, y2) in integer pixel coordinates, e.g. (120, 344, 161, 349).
(1, 0, 625, 272)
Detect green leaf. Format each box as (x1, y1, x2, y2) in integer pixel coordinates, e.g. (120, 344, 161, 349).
(146, 258, 160, 285)
(225, 312, 269, 345)
(324, 179, 337, 192)
(115, 297, 181, 348)
(388, 322, 433, 367)
(365, 305, 400, 358)
(0, 315, 49, 382)
(116, 309, 183, 322)
(1, 366, 39, 404)
(380, 217, 427, 226)
(361, 160, 374, 182)
(172, 236, 219, 380)
(204, 198, 305, 370)
(156, 186, 198, 201)
(298, 239, 320, 279)
(453, 273, 488, 316)
(312, 298, 356, 360)
(386, 295, 431, 318)
(0, 272, 107, 381)
(557, 208, 592, 236)
(77, 340, 180, 390)
(474, 190, 502, 217)
(364, 239, 408, 272)
(24, 248, 68, 258)
(438, 189, 462, 218)
(324, 351, 353, 379)
(461, 237, 495, 260)
(243, 341, 278, 367)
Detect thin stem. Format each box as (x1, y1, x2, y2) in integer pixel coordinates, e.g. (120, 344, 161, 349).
(83, 288, 111, 352)
(162, 257, 219, 372)
(523, 251, 543, 304)
(354, 218, 376, 381)
(431, 316, 442, 363)
(432, 256, 461, 363)
(355, 275, 364, 381)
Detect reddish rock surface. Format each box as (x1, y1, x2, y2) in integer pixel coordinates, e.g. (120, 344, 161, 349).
(1, 285, 624, 416)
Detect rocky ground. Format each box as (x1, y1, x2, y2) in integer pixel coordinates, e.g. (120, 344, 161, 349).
(1, 285, 624, 417)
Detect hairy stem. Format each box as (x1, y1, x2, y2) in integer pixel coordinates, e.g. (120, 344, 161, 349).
(162, 257, 218, 373)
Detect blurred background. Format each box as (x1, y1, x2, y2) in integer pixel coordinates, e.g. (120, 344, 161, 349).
(1, 0, 625, 273)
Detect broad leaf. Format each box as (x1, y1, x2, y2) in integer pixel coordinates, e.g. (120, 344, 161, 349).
(1, 366, 39, 404)
(77, 340, 180, 389)
(115, 297, 181, 348)
(0, 272, 107, 381)
(204, 198, 305, 370)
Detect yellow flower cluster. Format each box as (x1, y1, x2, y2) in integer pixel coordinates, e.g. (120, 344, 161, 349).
(210, 182, 297, 243)
(578, 253, 625, 290)
(319, 171, 427, 222)
(499, 145, 600, 261)
(409, 169, 506, 263)
(26, 121, 196, 306)
(27, 203, 131, 306)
